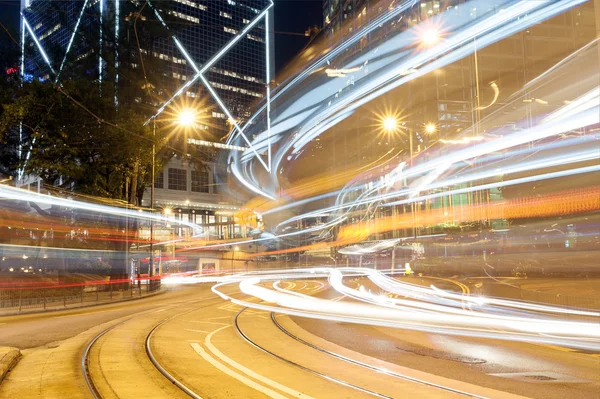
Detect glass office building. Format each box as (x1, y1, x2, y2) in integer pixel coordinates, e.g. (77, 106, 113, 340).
(19, 0, 275, 240)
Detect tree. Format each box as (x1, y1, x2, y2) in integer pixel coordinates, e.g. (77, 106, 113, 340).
(0, 1, 198, 284)
(0, 79, 159, 202)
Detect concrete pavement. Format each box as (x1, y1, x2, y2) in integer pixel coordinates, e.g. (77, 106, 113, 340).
(0, 347, 20, 384)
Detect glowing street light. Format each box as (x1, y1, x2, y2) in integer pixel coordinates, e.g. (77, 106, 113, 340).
(382, 115, 398, 132)
(163, 207, 172, 215)
(150, 107, 198, 282)
(425, 123, 437, 134)
(177, 108, 197, 127)
(421, 27, 440, 46)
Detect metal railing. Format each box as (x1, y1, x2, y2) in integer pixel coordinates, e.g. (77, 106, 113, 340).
(0, 277, 162, 315)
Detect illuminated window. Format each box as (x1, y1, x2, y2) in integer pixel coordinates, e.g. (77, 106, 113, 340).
(224, 26, 238, 34)
(247, 34, 264, 43)
(220, 11, 232, 19)
(168, 10, 199, 23)
(39, 23, 61, 41)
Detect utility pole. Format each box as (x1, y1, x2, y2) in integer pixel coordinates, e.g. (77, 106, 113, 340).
(149, 117, 155, 287)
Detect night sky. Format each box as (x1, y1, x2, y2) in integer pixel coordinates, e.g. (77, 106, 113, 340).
(0, 1, 20, 45)
(273, 0, 322, 72)
(0, 0, 323, 74)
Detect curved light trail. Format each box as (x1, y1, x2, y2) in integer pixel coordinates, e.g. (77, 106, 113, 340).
(212, 268, 600, 351)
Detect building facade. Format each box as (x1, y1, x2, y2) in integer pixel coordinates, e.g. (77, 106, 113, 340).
(19, 0, 274, 239)
(310, 0, 600, 244)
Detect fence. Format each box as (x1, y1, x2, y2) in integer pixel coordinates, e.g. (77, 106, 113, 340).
(0, 277, 162, 315)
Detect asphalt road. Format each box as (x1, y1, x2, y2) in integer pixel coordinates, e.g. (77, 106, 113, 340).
(0, 277, 598, 398)
(292, 275, 600, 399)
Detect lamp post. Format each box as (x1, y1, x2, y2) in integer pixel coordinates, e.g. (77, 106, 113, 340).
(381, 115, 437, 239)
(150, 117, 156, 287)
(149, 109, 198, 288)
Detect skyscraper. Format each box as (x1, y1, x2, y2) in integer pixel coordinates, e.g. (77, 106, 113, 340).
(19, 0, 275, 240)
(20, 0, 274, 138)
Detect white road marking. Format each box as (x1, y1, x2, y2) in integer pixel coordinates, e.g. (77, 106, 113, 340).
(199, 326, 314, 399)
(191, 342, 289, 399)
(186, 320, 229, 325)
(185, 329, 211, 334)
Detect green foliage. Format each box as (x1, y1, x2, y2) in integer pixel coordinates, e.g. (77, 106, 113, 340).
(0, 79, 160, 204)
(0, 0, 198, 204)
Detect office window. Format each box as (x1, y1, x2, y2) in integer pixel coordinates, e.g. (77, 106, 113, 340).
(191, 169, 209, 193)
(154, 171, 164, 189)
(168, 168, 187, 191)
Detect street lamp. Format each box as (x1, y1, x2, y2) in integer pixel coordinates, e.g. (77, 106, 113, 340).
(382, 116, 398, 132)
(149, 109, 198, 285)
(178, 108, 197, 127)
(421, 28, 440, 46)
(425, 123, 437, 134)
(379, 114, 438, 240)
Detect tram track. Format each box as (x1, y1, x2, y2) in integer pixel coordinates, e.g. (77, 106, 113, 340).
(234, 307, 395, 399)
(269, 312, 488, 399)
(82, 296, 223, 399)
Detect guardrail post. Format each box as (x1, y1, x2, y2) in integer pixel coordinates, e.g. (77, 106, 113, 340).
(96, 286, 99, 302)
(109, 282, 113, 299)
(63, 291, 66, 308)
(18, 288, 22, 313)
(80, 286, 83, 304)
(43, 289, 46, 310)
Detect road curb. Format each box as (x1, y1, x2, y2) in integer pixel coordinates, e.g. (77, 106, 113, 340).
(0, 347, 21, 385)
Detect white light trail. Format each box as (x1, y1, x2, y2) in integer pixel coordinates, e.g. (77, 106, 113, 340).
(0, 184, 203, 235)
(227, 0, 589, 199)
(211, 268, 600, 351)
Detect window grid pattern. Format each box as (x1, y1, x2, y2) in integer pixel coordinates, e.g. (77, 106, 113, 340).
(191, 169, 210, 193)
(168, 168, 187, 191)
(154, 171, 164, 189)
